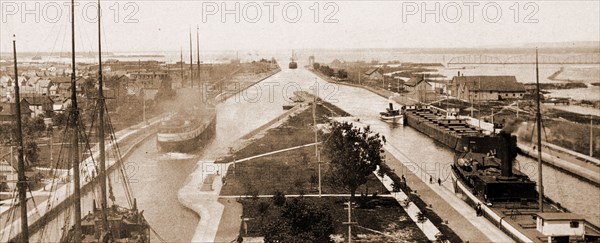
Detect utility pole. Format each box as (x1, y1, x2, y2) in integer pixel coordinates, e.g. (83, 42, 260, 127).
(535, 48, 544, 212)
(470, 97, 474, 117)
(491, 107, 494, 127)
(516, 100, 519, 118)
(313, 78, 322, 197)
(591, 114, 594, 157)
(343, 201, 356, 243)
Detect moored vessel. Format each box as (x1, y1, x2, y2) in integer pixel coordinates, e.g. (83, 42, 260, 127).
(379, 103, 404, 124)
(450, 50, 600, 242)
(403, 105, 501, 153)
(60, 0, 151, 240)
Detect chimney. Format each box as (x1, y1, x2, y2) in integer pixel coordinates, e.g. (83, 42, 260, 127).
(389, 103, 394, 110)
(458, 71, 461, 77)
(499, 132, 518, 177)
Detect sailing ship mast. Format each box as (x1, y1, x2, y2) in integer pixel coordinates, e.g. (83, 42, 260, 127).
(69, 0, 83, 238)
(12, 34, 30, 243)
(180, 47, 184, 83)
(97, 0, 109, 229)
(189, 28, 193, 87)
(535, 48, 544, 212)
(196, 25, 200, 87)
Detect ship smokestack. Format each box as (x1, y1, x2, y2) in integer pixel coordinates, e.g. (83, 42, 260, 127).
(389, 103, 393, 110)
(498, 131, 519, 177)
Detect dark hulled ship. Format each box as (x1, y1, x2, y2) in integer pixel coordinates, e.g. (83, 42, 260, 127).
(451, 131, 537, 203)
(289, 50, 297, 69)
(157, 107, 216, 153)
(403, 105, 502, 153)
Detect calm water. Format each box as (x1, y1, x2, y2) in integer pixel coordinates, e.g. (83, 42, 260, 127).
(287, 66, 600, 227)
(18, 55, 599, 241)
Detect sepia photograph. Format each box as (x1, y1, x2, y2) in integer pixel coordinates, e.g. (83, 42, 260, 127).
(0, 0, 599, 242)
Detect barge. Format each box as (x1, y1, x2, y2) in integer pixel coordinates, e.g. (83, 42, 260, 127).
(403, 105, 501, 153)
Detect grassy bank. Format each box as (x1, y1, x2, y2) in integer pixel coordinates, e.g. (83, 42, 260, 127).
(220, 98, 434, 241)
(239, 197, 428, 242)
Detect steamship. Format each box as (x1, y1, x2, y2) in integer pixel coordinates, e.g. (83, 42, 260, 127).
(157, 107, 216, 153)
(379, 102, 404, 124)
(446, 52, 600, 242)
(289, 50, 298, 69)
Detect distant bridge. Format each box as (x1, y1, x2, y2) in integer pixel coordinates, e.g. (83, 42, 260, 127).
(447, 53, 600, 65)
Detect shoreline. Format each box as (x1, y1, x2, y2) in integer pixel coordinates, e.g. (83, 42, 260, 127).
(176, 67, 289, 242)
(1, 112, 169, 241)
(310, 68, 600, 184)
(177, 105, 309, 242)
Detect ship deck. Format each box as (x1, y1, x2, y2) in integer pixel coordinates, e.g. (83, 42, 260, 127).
(406, 109, 485, 136)
(455, 168, 600, 242)
(487, 201, 600, 242)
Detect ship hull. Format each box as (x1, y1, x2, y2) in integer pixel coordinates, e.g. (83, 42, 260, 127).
(157, 116, 216, 153)
(404, 111, 461, 149)
(450, 166, 535, 242)
(404, 107, 502, 153)
(379, 114, 404, 125)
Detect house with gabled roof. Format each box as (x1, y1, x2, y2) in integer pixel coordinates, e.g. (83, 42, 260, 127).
(0, 101, 33, 123)
(450, 75, 527, 101)
(21, 95, 54, 117)
(364, 67, 383, 80)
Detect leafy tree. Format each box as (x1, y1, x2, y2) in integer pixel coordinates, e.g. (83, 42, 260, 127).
(323, 121, 384, 201)
(52, 111, 69, 128)
(337, 69, 348, 79)
(258, 201, 271, 215)
(0, 182, 9, 192)
(24, 140, 40, 166)
(23, 116, 46, 136)
(309, 174, 318, 190)
(0, 124, 13, 144)
(262, 198, 334, 243)
(272, 190, 286, 207)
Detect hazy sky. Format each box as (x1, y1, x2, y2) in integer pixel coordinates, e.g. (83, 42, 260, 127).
(1, 0, 599, 53)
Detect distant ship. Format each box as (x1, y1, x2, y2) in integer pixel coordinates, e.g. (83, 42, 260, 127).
(289, 50, 297, 69)
(157, 107, 216, 152)
(379, 103, 404, 124)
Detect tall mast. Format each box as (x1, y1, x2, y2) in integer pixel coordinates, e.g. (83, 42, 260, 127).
(70, 0, 83, 238)
(535, 48, 544, 212)
(180, 47, 184, 84)
(196, 25, 200, 87)
(13, 34, 30, 243)
(189, 28, 193, 88)
(97, 0, 109, 229)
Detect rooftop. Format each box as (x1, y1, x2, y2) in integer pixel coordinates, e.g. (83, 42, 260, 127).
(537, 212, 586, 221)
(452, 75, 526, 92)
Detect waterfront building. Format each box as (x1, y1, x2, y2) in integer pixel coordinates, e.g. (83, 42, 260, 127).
(450, 75, 527, 101)
(364, 67, 383, 80)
